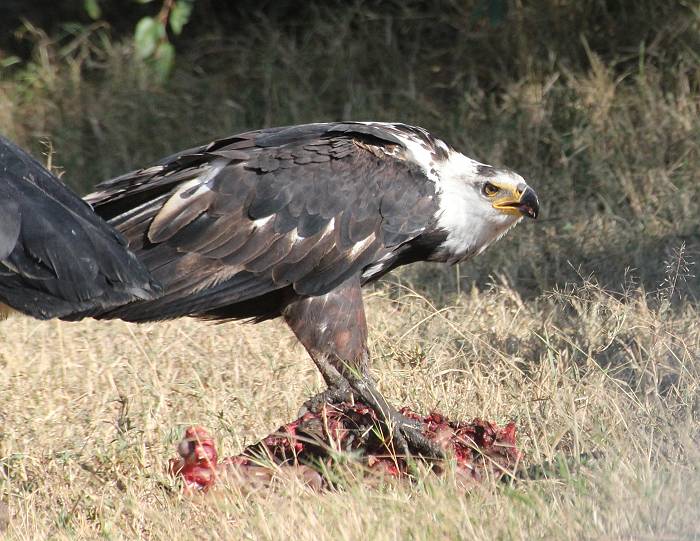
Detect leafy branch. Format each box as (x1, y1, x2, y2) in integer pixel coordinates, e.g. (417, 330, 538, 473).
(84, 0, 194, 80)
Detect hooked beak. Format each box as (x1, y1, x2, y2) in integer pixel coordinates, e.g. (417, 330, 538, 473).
(492, 184, 539, 219)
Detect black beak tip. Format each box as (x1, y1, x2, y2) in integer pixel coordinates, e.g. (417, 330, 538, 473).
(520, 187, 539, 219)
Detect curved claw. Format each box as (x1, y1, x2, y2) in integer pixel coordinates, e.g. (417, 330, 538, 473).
(298, 383, 354, 416)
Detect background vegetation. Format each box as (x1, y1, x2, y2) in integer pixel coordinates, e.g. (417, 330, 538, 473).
(0, 1, 698, 539)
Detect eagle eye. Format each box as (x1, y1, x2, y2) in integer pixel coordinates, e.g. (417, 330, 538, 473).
(482, 182, 499, 197)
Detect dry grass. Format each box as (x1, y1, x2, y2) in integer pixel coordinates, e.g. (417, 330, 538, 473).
(1, 276, 698, 539)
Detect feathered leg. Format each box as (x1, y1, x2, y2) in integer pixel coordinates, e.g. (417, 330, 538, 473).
(283, 276, 444, 459)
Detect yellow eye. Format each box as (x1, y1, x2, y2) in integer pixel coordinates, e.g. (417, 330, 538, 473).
(483, 182, 499, 197)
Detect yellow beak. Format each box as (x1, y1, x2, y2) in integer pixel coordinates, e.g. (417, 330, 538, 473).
(492, 184, 539, 219)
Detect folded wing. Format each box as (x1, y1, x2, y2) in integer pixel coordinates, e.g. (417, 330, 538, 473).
(85, 123, 439, 322)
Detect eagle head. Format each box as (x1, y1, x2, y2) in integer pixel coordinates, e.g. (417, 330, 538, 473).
(433, 154, 539, 264)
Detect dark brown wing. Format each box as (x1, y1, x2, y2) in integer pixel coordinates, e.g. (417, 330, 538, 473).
(84, 123, 439, 322)
(0, 135, 160, 319)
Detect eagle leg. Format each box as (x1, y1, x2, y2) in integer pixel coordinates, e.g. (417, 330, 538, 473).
(283, 277, 445, 459)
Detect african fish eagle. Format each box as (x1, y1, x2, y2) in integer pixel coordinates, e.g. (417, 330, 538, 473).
(84, 122, 539, 456)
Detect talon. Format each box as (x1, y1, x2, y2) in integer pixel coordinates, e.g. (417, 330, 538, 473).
(348, 377, 445, 459)
(299, 381, 354, 416)
(398, 423, 445, 459)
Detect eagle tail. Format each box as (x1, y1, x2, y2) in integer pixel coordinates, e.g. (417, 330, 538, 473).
(0, 135, 162, 320)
